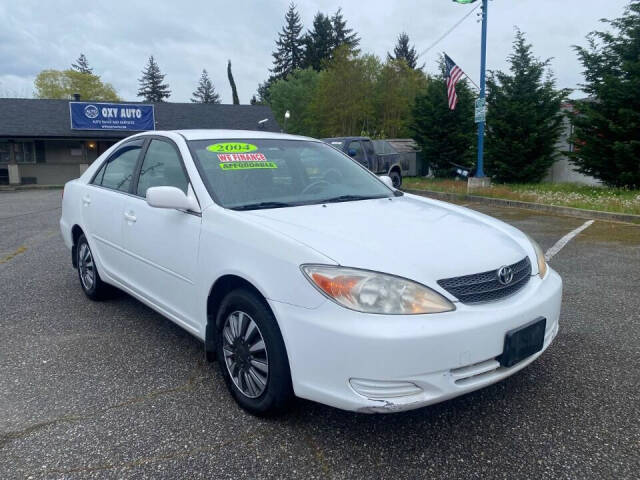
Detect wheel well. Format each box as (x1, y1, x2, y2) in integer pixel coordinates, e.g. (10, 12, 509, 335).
(205, 275, 266, 361)
(389, 165, 401, 175)
(71, 225, 84, 268)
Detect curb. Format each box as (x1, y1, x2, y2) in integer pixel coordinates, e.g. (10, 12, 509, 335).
(404, 189, 640, 225)
(0, 185, 64, 192)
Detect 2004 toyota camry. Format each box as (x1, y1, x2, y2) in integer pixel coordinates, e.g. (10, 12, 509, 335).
(60, 130, 562, 415)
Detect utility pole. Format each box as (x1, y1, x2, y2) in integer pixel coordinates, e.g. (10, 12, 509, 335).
(453, 0, 490, 188)
(476, 0, 488, 178)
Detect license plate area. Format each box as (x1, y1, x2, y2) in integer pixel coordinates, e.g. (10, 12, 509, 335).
(499, 317, 546, 368)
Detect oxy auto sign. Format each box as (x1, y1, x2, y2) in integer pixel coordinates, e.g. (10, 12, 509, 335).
(69, 102, 155, 131)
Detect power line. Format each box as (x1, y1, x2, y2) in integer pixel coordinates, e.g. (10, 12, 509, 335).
(417, 3, 481, 59)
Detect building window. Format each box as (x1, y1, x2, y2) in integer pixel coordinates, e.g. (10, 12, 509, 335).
(0, 143, 10, 163)
(14, 142, 35, 163)
(0, 142, 36, 164)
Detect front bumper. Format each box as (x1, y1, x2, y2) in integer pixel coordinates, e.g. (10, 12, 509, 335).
(269, 268, 562, 413)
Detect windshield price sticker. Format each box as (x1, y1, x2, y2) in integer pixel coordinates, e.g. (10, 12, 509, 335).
(207, 142, 258, 153)
(217, 153, 277, 170)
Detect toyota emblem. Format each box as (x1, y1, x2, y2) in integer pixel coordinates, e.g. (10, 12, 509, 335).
(497, 266, 514, 285)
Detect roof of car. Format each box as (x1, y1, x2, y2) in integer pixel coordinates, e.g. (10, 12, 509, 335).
(172, 130, 317, 141)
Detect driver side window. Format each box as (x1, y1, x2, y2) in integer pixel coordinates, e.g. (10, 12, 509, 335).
(136, 139, 189, 198)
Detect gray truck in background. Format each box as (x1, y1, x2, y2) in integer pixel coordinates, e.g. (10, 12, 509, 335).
(322, 136, 407, 188)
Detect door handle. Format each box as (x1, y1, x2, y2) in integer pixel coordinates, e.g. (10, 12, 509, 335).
(82, 195, 91, 206)
(124, 212, 137, 223)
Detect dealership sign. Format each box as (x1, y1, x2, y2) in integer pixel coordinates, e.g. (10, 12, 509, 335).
(69, 102, 155, 131)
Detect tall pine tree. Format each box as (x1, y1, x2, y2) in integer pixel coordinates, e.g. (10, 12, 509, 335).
(71, 54, 93, 74)
(191, 69, 221, 104)
(485, 30, 568, 183)
(227, 60, 240, 105)
(271, 3, 304, 80)
(137, 56, 171, 102)
(569, 0, 640, 187)
(411, 70, 475, 176)
(387, 33, 422, 69)
(330, 8, 360, 54)
(303, 13, 334, 71)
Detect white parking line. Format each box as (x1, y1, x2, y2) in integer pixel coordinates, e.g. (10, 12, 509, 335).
(545, 220, 595, 261)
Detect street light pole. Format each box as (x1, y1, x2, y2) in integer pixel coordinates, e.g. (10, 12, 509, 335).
(476, 0, 488, 178)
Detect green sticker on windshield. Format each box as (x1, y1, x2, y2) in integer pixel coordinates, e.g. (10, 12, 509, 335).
(207, 142, 257, 153)
(219, 161, 278, 170)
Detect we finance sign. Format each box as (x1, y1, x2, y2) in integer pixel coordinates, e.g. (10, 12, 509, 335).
(69, 102, 155, 131)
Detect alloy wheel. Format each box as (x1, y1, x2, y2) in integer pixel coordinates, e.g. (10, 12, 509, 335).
(78, 243, 95, 291)
(222, 310, 269, 398)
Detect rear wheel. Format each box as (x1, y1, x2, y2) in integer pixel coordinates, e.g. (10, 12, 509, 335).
(215, 288, 293, 415)
(76, 234, 111, 301)
(390, 169, 402, 188)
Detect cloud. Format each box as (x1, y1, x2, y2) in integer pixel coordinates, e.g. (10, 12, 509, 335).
(0, 0, 630, 103)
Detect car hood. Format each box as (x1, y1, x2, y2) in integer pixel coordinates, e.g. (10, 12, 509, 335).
(244, 195, 531, 292)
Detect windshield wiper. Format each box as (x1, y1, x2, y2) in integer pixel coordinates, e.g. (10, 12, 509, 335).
(231, 201, 295, 211)
(321, 194, 387, 204)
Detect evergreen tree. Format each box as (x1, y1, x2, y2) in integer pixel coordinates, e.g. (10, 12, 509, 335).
(71, 54, 93, 74)
(387, 32, 422, 70)
(227, 60, 240, 105)
(303, 13, 334, 71)
(485, 30, 568, 183)
(255, 78, 275, 105)
(330, 8, 360, 54)
(271, 3, 305, 80)
(569, 0, 640, 187)
(191, 69, 221, 104)
(411, 73, 475, 176)
(137, 56, 171, 102)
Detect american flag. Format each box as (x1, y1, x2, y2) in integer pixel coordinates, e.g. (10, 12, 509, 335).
(444, 54, 464, 110)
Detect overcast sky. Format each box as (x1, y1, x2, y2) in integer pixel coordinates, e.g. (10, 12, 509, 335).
(0, 0, 630, 103)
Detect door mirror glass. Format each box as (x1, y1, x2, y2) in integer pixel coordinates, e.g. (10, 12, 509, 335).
(146, 186, 199, 212)
(347, 149, 356, 157)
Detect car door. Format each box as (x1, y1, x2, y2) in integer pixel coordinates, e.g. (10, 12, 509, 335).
(82, 139, 144, 283)
(120, 137, 202, 330)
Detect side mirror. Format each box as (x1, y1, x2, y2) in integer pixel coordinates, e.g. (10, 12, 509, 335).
(347, 149, 357, 157)
(379, 175, 394, 190)
(146, 186, 201, 213)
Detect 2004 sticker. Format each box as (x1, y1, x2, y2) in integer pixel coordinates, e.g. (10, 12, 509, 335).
(207, 142, 257, 153)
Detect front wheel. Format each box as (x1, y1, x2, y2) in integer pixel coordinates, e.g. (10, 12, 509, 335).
(389, 169, 402, 188)
(215, 288, 293, 415)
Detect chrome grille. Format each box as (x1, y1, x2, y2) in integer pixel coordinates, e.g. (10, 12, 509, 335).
(437, 257, 532, 304)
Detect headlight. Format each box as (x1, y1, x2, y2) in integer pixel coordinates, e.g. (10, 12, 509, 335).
(301, 265, 455, 315)
(527, 235, 548, 278)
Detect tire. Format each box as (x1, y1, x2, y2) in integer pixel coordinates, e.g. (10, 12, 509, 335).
(76, 234, 112, 301)
(215, 288, 293, 415)
(390, 169, 402, 188)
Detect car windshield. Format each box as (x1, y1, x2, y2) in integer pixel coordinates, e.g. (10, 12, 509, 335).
(188, 139, 394, 210)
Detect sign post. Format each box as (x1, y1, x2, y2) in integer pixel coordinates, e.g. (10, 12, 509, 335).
(476, 0, 488, 178)
(454, 0, 491, 189)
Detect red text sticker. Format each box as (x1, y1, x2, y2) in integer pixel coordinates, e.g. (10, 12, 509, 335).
(217, 153, 267, 163)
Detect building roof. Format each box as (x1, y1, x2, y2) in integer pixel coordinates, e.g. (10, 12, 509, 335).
(0, 98, 281, 139)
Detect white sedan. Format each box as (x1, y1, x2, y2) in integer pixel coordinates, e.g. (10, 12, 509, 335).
(60, 130, 562, 415)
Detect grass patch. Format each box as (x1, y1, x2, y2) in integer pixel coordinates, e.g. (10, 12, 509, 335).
(403, 178, 640, 215)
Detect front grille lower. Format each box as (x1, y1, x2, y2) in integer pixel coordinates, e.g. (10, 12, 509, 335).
(437, 256, 531, 304)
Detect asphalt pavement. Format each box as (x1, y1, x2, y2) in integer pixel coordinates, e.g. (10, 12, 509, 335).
(1, 189, 639, 479)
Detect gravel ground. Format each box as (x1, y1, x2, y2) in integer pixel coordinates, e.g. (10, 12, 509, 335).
(0, 190, 639, 479)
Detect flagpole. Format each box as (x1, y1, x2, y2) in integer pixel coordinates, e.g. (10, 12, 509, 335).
(476, 0, 488, 178)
